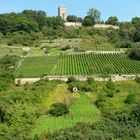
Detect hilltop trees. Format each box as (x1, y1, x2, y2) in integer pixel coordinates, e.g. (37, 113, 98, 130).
(67, 15, 77, 22)
(131, 17, 140, 30)
(0, 10, 65, 45)
(0, 10, 64, 35)
(67, 15, 83, 23)
(21, 10, 47, 30)
(87, 8, 101, 23)
(106, 16, 119, 25)
(82, 16, 95, 26)
(82, 8, 101, 26)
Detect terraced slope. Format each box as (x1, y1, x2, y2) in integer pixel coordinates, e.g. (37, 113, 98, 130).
(17, 53, 140, 77)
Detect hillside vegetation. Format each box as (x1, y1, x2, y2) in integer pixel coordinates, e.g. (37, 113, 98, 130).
(0, 77, 140, 140)
(0, 8, 140, 140)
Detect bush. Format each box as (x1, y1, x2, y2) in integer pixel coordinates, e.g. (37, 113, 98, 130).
(120, 41, 132, 48)
(81, 83, 93, 92)
(61, 45, 71, 51)
(95, 94, 106, 108)
(48, 102, 69, 117)
(128, 47, 140, 60)
(135, 76, 140, 83)
(87, 77, 94, 84)
(125, 94, 136, 104)
(74, 47, 86, 52)
(7, 40, 13, 46)
(105, 78, 116, 97)
(67, 76, 77, 84)
(68, 83, 78, 92)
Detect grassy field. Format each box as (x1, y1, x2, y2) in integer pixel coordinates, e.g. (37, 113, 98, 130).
(31, 81, 140, 138)
(17, 53, 140, 77)
(32, 95, 101, 136)
(0, 47, 23, 58)
(48, 49, 64, 54)
(41, 38, 116, 51)
(28, 49, 44, 55)
(41, 38, 82, 48)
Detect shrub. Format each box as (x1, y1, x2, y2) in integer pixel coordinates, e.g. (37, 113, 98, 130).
(68, 83, 78, 92)
(125, 94, 136, 104)
(48, 102, 69, 117)
(22, 51, 28, 56)
(95, 94, 106, 108)
(61, 45, 71, 51)
(7, 40, 13, 46)
(120, 41, 132, 48)
(135, 76, 140, 83)
(67, 76, 77, 84)
(81, 84, 93, 92)
(87, 77, 94, 84)
(105, 78, 116, 97)
(128, 47, 140, 60)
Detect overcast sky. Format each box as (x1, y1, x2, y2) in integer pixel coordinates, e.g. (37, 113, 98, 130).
(0, 0, 140, 21)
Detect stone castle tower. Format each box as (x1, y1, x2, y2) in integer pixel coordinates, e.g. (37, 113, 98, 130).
(58, 5, 67, 21)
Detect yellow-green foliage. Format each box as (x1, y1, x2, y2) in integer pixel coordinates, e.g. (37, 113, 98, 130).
(42, 84, 74, 108)
(31, 85, 101, 137)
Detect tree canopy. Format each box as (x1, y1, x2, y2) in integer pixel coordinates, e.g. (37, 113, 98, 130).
(87, 8, 101, 23)
(82, 16, 95, 26)
(106, 16, 119, 25)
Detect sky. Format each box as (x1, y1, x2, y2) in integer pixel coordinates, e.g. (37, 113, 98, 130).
(0, 0, 140, 22)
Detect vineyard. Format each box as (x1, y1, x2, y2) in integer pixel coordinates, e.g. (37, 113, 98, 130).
(17, 53, 140, 77)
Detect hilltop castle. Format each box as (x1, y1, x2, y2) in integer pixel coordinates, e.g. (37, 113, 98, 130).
(58, 5, 82, 27)
(58, 5, 67, 21)
(57, 5, 119, 29)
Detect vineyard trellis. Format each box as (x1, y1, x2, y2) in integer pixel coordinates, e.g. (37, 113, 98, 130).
(17, 53, 140, 78)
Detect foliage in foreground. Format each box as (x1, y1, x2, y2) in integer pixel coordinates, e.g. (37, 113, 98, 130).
(38, 107, 140, 140)
(0, 55, 140, 140)
(48, 102, 69, 117)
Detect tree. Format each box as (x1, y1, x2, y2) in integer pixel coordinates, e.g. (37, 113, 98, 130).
(67, 15, 77, 22)
(135, 76, 140, 83)
(128, 46, 140, 60)
(77, 17, 83, 22)
(67, 76, 77, 83)
(87, 8, 101, 22)
(21, 10, 47, 30)
(105, 78, 116, 97)
(131, 17, 140, 30)
(82, 16, 95, 26)
(106, 16, 119, 25)
(46, 16, 64, 29)
(132, 31, 140, 42)
(48, 102, 69, 117)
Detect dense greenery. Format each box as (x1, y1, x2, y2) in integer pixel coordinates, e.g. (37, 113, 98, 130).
(128, 46, 140, 60)
(106, 16, 119, 25)
(0, 55, 18, 91)
(0, 10, 139, 49)
(67, 15, 82, 22)
(0, 60, 140, 139)
(48, 102, 69, 117)
(0, 8, 140, 140)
